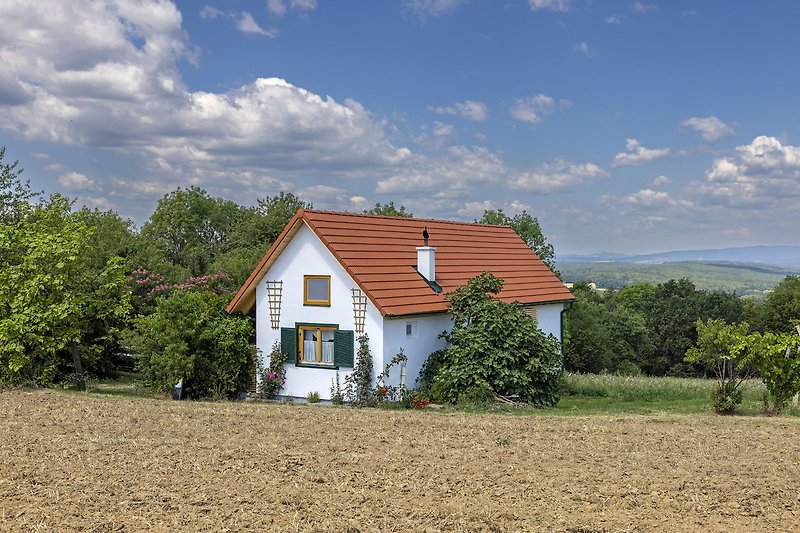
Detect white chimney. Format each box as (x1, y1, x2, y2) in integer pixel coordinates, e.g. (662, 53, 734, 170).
(417, 245, 436, 281)
(417, 226, 435, 281)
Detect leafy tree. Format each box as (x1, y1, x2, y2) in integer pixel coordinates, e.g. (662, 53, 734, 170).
(0, 146, 40, 222)
(564, 284, 651, 375)
(422, 272, 562, 406)
(615, 282, 656, 312)
(253, 192, 311, 245)
(215, 192, 311, 285)
(733, 328, 800, 414)
(364, 202, 412, 217)
(75, 208, 139, 269)
(478, 209, 557, 273)
(685, 319, 751, 413)
(129, 290, 253, 399)
(0, 195, 130, 387)
(140, 187, 244, 277)
(636, 279, 708, 376)
(755, 276, 800, 333)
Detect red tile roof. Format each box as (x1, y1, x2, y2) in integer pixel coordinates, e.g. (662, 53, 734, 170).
(227, 209, 574, 317)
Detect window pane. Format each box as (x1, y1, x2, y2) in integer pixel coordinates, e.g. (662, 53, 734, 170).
(303, 329, 317, 361)
(321, 330, 334, 363)
(306, 277, 329, 302)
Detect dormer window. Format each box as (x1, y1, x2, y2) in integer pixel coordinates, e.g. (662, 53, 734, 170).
(304, 275, 331, 306)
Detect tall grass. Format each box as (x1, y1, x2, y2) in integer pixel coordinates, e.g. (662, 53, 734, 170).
(557, 372, 772, 416)
(560, 372, 718, 402)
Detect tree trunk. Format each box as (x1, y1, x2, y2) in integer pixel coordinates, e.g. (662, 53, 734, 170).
(70, 341, 85, 391)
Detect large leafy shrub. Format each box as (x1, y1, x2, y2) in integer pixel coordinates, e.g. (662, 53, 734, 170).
(129, 290, 253, 399)
(685, 319, 751, 413)
(421, 272, 562, 406)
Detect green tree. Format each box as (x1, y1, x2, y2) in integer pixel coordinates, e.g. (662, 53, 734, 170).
(0, 146, 40, 222)
(564, 284, 651, 375)
(637, 279, 708, 376)
(756, 276, 800, 333)
(140, 187, 244, 277)
(129, 290, 253, 399)
(364, 202, 412, 217)
(615, 282, 656, 312)
(422, 272, 562, 406)
(215, 192, 311, 285)
(478, 209, 557, 273)
(733, 328, 800, 414)
(0, 195, 130, 387)
(685, 319, 751, 413)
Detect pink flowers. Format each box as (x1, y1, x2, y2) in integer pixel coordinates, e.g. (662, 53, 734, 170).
(264, 372, 285, 386)
(128, 269, 235, 296)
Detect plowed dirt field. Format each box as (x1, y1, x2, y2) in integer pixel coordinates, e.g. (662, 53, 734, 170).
(2, 389, 799, 532)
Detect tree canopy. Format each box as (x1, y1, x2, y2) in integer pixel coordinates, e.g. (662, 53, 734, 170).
(364, 202, 412, 217)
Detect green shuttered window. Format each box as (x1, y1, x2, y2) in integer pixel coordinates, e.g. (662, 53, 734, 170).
(280, 325, 354, 368)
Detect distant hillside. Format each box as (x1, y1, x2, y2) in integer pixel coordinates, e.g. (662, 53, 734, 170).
(558, 260, 800, 296)
(559, 245, 800, 267)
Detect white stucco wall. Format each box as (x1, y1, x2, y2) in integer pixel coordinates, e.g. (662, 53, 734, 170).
(381, 313, 453, 388)
(255, 223, 383, 400)
(535, 303, 565, 343)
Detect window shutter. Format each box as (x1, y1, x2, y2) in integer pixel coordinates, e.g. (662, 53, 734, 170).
(333, 329, 355, 367)
(280, 327, 297, 364)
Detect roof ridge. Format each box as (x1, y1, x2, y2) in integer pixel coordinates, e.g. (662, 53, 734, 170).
(302, 209, 513, 229)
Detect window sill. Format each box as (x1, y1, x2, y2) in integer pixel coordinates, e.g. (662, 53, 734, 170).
(295, 363, 339, 370)
(303, 303, 331, 307)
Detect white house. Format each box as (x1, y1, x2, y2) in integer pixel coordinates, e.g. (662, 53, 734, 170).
(227, 209, 574, 400)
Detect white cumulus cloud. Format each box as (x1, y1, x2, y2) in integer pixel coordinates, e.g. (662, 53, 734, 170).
(691, 136, 800, 209)
(0, 0, 411, 207)
(236, 12, 278, 37)
(681, 116, 735, 143)
(377, 146, 506, 198)
(58, 171, 99, 191)
(510, 94, 556, 125)
(429, 100, 488, 121)
(510, 158, 608, 193)
(612, 138, 671, 167)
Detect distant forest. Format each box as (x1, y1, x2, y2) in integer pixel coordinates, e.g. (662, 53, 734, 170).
(558, 261, 800, 297)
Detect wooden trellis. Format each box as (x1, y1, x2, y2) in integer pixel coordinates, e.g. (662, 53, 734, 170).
(266, 280, 283, 330)
(352, 288, 368, 333)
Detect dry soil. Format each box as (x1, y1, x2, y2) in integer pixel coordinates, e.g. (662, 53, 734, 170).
(1, 389, 799, 532)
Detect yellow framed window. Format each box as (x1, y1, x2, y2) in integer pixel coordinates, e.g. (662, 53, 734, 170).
(304, 275, 331, 306)
(298, 325, 336, 365)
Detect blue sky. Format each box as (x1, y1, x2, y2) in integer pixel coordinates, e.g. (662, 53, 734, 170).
(2, 0, 800, 254)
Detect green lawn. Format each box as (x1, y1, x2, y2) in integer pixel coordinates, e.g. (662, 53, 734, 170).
(72, 371, 800, 417)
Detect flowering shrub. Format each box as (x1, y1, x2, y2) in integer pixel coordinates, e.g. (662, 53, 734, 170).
(257, 341, 287, 399)
(411, 394, 430, 409)
(147, 272, 236, 296)
(343, 334, 375, 407)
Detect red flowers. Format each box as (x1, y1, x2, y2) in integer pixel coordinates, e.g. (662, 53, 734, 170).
(411, 394, 430, 409)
